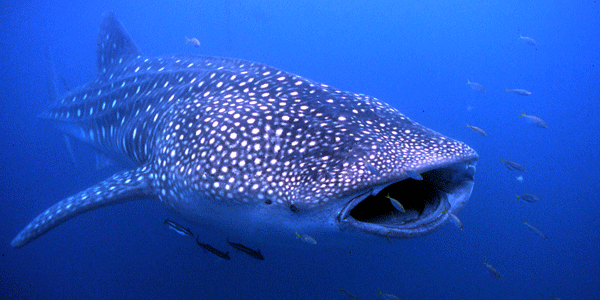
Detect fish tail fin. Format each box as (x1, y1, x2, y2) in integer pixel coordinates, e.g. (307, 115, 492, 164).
(185, 36, 190, 43)
(295, 232, 300, 239)
(516, 195, 521, 201)
(11, 166, 154, 248)
(499, 158, 504, 163)
(519, 110, 525, 117)
(505, 88, 509, 94)
(42, 45, 61, 101)
(467, 78, 470, 84)
(63, 135, 76, 165)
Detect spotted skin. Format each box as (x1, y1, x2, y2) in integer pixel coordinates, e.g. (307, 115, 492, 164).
(12, 12, 477, 248)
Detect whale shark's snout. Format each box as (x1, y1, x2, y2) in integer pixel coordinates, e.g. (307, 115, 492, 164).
(338, 155, 477, 238)
(307, 116, 481, 239)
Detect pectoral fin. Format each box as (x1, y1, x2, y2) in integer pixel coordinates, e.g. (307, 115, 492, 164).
(11, 166, 155, 248)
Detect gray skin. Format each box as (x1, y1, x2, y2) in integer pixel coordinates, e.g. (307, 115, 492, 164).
(12, 12, 477, 249)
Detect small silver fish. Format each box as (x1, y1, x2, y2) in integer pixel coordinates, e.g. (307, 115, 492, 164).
(519, 34, 537, 46)
(448, 213, 463, 230)
(296, 232, 317, 244)
(505, 88, 532, 96)
(376, 290, 401, 300)
(483, 261, 502, 280)
(467, 79, 485, 92)
(466, 124, 487, 136)
(226, 238, 265, 260)
(386, 193, 406, 213)
(196, 237, 231, 260)
(63, 135, 76, 165)
(442, 207, 463, 230)
(185, 36, 201, 47)
(500, 158, 526, 172)
(523, 221, 549, 240)
(516, 194, 539, 203)
(164, 219, 194, 237)
(519, 111, 548, 128)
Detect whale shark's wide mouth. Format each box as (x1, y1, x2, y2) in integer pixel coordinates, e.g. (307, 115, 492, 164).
(338, 159, 477, 238)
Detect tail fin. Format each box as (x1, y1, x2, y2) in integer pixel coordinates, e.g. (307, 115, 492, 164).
(42, 45, 60, 101)
(44, 47, 78, 165)
(63, 135, 76, 165)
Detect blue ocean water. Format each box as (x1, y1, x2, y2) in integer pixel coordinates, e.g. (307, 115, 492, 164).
(1, 1, 599, 299)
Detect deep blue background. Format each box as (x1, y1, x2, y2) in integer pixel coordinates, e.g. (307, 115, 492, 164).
(1, 1, 599, 299)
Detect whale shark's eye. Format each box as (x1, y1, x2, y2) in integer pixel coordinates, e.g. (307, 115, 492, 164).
(264, 200, 272, 205)
(289, 204, 298, 213)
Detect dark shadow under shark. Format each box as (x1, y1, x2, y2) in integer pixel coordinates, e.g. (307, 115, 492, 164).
(12, 12, 477, 249)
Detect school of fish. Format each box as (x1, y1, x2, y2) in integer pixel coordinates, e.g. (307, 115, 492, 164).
(171, 26, 553, 299)
(464, 33, 555, 295)
(173, 27, 557, 300)
(12, 12, 559, 299)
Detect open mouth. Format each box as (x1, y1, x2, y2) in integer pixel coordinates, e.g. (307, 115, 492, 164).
(338, 159, 477, 238)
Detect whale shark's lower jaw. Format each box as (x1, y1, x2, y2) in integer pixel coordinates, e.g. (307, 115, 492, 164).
(338, 158, 477, 238)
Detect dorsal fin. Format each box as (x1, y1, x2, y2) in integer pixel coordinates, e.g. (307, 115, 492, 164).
(96, 11, 142, 76)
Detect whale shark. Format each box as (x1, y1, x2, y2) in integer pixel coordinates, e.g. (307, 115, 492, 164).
(11, 12, 478, 248)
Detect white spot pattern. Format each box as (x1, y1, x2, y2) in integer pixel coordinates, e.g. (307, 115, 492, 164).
(40, 39, 476, 210)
